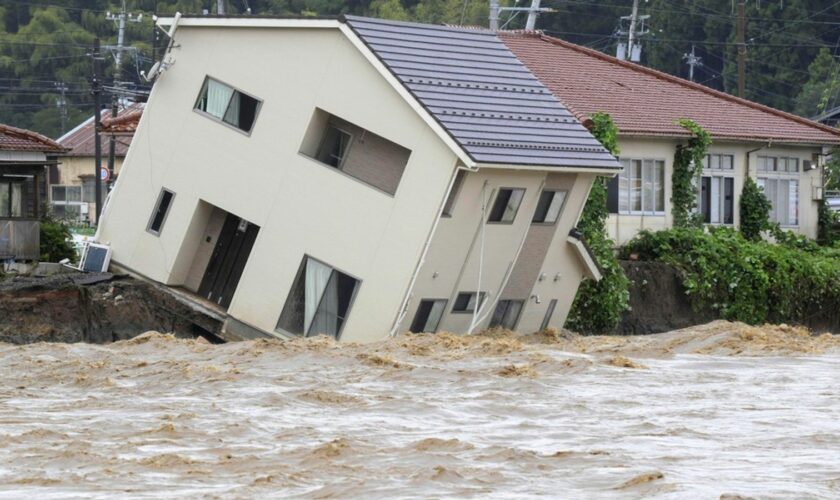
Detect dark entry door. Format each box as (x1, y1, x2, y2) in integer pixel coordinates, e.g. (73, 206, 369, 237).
(198, 213, 260, 309)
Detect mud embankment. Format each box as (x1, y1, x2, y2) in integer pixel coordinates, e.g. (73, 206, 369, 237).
(617, 261, 840, 335)
(0, 274, 218, 344)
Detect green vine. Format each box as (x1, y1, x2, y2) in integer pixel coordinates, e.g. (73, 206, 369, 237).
(671, 119, 712, 228)
(565, 112, 630, 335)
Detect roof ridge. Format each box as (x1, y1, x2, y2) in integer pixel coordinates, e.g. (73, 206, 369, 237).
(0, 123, 66, 152)
(527, 33, 840, 139)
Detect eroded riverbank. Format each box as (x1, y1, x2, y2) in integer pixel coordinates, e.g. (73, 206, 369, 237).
(1, 321, 838, 498)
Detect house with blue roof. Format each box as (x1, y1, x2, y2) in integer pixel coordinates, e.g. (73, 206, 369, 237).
(95, 15, 620, 342)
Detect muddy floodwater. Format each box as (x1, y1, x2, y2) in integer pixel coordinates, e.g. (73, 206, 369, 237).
(1, 321, 838, 498)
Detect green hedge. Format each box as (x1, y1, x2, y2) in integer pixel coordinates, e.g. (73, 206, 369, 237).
(620, 227, 840, 326)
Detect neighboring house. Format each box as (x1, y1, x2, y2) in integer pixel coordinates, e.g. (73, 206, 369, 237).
(54, 103, 143, 223)
(828, 191, 840, 213)
(1, 124, 66, 261)
(503, 32, 840, 244)
(96, 15, 620, 343)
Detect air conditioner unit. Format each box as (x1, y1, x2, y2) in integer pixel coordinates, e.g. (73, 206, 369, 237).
(803, 159, 817, 171)
(80, 242, 112, 273)
(813, 185, 824, 201)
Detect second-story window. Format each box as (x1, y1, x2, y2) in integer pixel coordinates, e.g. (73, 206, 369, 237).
(488, 188, 525, 223)
(532, 190, 567, 224)
(195, 77, 261, 133)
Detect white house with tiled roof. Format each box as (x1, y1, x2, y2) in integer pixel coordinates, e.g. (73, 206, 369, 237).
(503, 31, 840, 243)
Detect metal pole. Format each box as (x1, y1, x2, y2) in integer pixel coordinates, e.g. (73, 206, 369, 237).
(525, 0, 542, 30)
(628, 0, 639, 56)
(737, 0, 746, 97)
(107, 98, 117, 190)
(489, 0, 500, 31)
(92, 38, 103, 224)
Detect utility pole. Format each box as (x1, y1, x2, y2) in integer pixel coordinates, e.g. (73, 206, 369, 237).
(736, 0, 746, 97)
(91, 38, 104, 224)
(54, 82, 68, 135)
(627, 0, 639, 57)
(105, 1, 142, 89)
(488, 0, 553, 32)
(683, 45, 703, 82)
(616, 0, 649, 62)
(525, 0, 542, 30)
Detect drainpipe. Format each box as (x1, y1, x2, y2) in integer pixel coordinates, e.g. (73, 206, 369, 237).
(745, 141, 772, 177)
(388, 163, 478, 337)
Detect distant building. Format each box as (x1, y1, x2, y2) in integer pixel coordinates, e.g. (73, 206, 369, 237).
(1, 124, 66, 261)
(96, 16, 620, 342)
(503, 32, 840, 243)
(55, 103, 143, 223)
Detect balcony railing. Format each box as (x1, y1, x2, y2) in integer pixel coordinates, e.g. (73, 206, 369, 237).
(0, 218, 40, 261)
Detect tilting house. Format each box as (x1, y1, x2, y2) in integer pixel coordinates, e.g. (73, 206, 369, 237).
(502, 32, 840, 244)
(1, 124, 66, 261)
(96, 16, 620, 342)
(55, 103, 143, 223)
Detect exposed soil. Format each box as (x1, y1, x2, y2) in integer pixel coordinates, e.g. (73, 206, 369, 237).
(0, 273, 220, 344)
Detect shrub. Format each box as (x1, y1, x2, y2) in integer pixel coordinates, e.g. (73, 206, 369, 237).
(739, 177, 772, 241)
(621, 227, 840, 326)
(565, 112, 630, 335)
(40, 217, 77, 263)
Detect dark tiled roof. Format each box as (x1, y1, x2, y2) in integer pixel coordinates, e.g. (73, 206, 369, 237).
(0, 123, 66, 153)
(58, 103, 144, 157)
(502, 32, 840, 145)
(343, 16, 620, 169)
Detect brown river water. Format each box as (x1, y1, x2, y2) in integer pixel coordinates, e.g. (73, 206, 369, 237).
(1, 321, 838, 499)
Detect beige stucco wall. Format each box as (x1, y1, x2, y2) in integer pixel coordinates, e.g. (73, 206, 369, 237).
(97, 26, 460, 343)
(399, 168, 596, 334)
(608, 137, 823, 245)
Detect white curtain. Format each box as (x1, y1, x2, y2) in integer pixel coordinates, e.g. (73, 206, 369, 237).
(10, 183, 23, 217)
(223, 92, 240, 127)
(310, 275, 339, 337)
(205, 79, 233, 119)
(304, 258, 332, 336)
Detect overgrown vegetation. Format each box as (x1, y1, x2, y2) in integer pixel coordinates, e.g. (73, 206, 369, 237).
(565, 112, 630, 335)
(620, 227, 840, 326)
(671, 119, 711, 228)
(40, 216, 77, 263)
(739, 177, 773, 241)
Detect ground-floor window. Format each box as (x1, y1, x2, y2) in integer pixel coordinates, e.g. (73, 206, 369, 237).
(489, 300, 524, 330)
(539, 299, 558, 331)
(0, 181, 24, 217)
(758, 177, 799, 226)
(616, 158, 665, 214)
(452, 292, 486, 313)
(276, 256, 360, 339)
(50, 185, 86, 221)
(698, 175, 734, 224)
(410, 299, 447, 333)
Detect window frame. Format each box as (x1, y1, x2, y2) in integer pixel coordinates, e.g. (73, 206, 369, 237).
(275, 254, 362, 341)
(409, 299, 448, 333)
(487, 187, 526, 224)
(698, 154, 736, 226)
(146, 188, 175, 236)
(441, 170, 466, 218)
(757, 176, 799, 228)
(451, 291, 487, 314)
(193, 76, 263, 136)
(617, 157, 666, 216)
(531, 189, 568, 225)
(539, 299, 558, 331)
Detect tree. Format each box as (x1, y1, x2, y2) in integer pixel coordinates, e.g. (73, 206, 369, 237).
(739, 177, 772, 241)
(794, 48, 840, 118)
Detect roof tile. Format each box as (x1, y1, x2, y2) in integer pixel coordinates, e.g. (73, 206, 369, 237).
(0, 123, 66, 153)
(501, 33, 840, 145)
